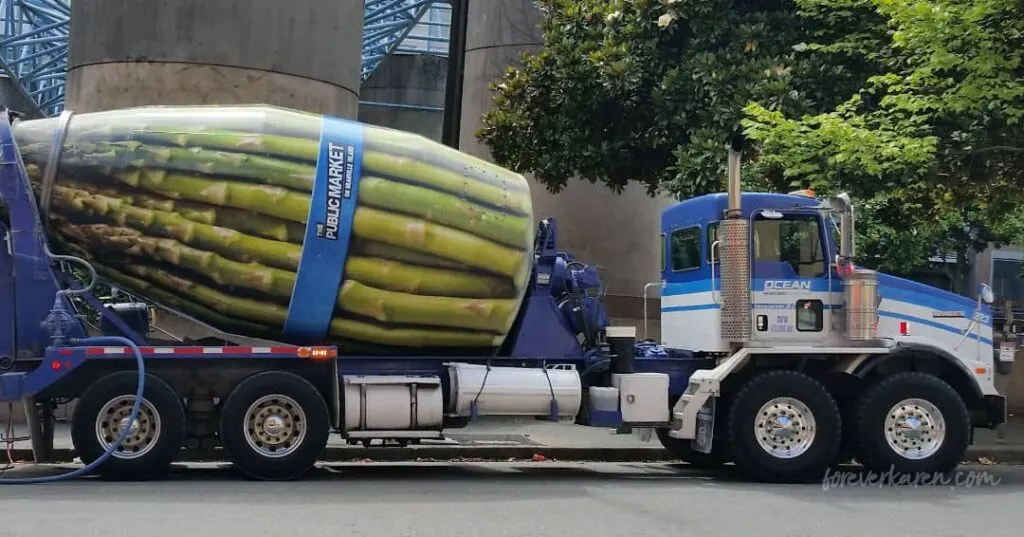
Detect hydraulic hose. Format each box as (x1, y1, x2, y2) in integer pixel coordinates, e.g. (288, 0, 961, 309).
(0, 335, 145, 484)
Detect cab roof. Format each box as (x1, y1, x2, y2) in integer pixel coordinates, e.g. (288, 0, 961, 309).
(661, 192, 824, 231)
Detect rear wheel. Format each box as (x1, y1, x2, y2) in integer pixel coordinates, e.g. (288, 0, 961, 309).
(852, 372, 970, 476)
(218, 371, 330, 481)
(71, 371, 185, 481)
(727, 370, 841, 483)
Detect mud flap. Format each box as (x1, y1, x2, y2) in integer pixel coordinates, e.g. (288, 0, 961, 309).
(692, 397, 717, 454)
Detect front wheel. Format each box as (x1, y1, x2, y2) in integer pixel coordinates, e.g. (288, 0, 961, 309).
(852, 372, 970, 476)
(219, 371, 330, 481)
(727, 370, 841, 483)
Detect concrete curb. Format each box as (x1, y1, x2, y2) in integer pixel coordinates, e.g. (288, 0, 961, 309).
(7, 445, 1024, 464)
(4, 446, 677, 464)
(960, 446, 1024, 465)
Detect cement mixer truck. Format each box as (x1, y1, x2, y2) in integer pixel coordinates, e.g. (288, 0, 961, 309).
(0, 106, 1007, 484)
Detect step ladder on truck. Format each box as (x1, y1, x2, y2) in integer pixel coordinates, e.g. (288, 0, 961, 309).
(0, 108, 1008, 484)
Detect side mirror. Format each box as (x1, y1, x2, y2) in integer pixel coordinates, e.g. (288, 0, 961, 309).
(980, 283, 995, 305)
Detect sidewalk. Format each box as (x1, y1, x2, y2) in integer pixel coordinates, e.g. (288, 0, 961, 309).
(5, 414, 1024, 464)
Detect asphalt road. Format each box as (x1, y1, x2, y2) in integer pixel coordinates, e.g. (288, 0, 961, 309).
(0, 462, 1022, 537)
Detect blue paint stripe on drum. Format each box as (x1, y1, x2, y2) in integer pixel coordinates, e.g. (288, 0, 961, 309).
(283, 115, 364, 343)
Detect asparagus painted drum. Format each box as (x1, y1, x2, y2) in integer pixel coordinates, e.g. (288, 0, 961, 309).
(12, 104, 536, 353)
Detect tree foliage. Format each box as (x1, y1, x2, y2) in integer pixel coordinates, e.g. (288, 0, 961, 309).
(478, 0, 1024, 283)
(478, 0, 858, 198)
(744, 0, 1024, 281)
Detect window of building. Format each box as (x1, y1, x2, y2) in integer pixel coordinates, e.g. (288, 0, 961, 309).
(753, 213, 826, 278)
(670, 226, 701, 271)
(993, 258, 1024, 302)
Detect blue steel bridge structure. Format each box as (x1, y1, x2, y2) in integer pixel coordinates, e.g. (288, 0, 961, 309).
(0, 0, 452, 117)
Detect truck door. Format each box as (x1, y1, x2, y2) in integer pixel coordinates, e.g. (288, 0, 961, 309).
(748, 210, 833, 344)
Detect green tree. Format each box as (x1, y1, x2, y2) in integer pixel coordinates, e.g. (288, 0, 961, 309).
(743, 0, 1024, 288)
(479, 0, 1024, 289)
(477, 0, 878, 198)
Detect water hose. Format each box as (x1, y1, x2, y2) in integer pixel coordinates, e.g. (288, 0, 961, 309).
(0, 112, 148, 483)
(0, 335, 146, 484)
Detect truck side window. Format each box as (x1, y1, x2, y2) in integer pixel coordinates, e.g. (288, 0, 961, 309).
(753, 214, 825, 278)
(670, 226, 700, 271)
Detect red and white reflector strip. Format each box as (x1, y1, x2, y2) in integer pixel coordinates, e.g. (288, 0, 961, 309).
(899, 321, 910, 336)
(77, 346, 338, 359)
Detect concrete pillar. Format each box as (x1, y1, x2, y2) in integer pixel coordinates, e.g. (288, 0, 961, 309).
(64, 0, 363, 117)
(359, 53, 447, 141)
(458, 0, 673, 339)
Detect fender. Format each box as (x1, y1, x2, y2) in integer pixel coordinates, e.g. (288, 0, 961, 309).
(852, 336, 996, 400)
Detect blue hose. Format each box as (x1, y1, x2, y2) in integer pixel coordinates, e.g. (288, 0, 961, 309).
(0, 335, 146, 484)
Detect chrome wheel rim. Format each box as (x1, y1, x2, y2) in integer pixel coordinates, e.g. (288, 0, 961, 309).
(94, 395, 162, 460)
(754, 396, 816, 459)
(243, 394, 306, 458)
(884, 398, 945, 460)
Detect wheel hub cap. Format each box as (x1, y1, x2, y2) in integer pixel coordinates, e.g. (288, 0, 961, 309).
(244, 395, 307, 458)
(262, 414, 287, 437)
(885, 398, 945, 460)
(118, 416, 141, 437)
(95, 396, 162, 460)
(755, 397, 816, 459)
(770, 415, 795, 437)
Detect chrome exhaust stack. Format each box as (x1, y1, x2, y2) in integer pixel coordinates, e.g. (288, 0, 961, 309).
(719, 141, 751, 345)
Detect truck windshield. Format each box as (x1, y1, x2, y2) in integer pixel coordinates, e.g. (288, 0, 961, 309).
(753, 213, 826, 278)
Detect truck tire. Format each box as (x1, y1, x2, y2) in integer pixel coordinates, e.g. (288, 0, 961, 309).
(71, 371, 185, 481)
(852, 371, 970, 476)
(726, 370, 841, 483)
(218, 370, 330, 481)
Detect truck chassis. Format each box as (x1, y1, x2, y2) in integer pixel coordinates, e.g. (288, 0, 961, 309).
(5, 342, 708, 481)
